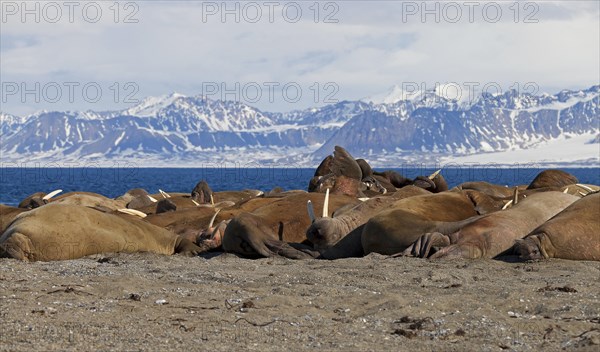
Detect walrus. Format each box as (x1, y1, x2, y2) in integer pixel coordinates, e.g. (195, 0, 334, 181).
(0, 203, 202, 261)
(124, 188, 158, 209)
(527, 169, 578, 190)
(358, 190, 503, 257)
(143, 194, 290, 250)
(49, 192, 128, 212)
(453, 181, 522, 199)
(212, 190, 264, 204)
(117, 188, 156, 202)
(18, 192, 48, 209)
(313, 191, 488, 259)
(515, 192, 600, 261)
(412, 171, 449, 193)
(1, 204, 27, 234)
(18, 189, 63, 209)
(355, 159, 393, 195)
(560, 184, 600, 197)
(306, 186, 430, 251)
(308, 146, 365, 197)
(288, 186, 479, 260)
(373, 170, 412, 188)
(132, 192, 221, 215)
(191, 180, 213, 204)
(156, 198, 178, 213)
(403, 191, 579, 259)
(221, 192, 358, 258)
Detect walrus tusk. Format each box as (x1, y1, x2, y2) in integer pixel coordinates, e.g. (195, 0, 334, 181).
(576, 184, 594, 193)
(210, 194, 215, 205)
(307, 200, 316, 223)
(358, 197, 370, 202)
(502, 200, 513, 210)
(42, 189, 63, 200)
(563, 188, 569, 193)
(147, 195, 158, 203)
(322, 188, 330, 218)
(428, 169, 441, 180)
(578, 191, 587, 197)
(191, 199, 200, 206)
(512, 187, 519, 205)
(159, 189, 171, 198)
(207, 208, 221, 228)
(118, 208, 147, 218)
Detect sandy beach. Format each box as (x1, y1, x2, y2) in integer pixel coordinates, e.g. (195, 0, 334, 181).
(1, 252, 599, 351)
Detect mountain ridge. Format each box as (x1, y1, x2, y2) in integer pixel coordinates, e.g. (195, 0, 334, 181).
(1, 85, 598, 167)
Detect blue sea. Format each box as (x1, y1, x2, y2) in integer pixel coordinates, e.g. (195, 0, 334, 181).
(1, 167, 599, 207)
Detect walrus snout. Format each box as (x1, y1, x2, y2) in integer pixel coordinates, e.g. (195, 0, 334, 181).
(514, 237, 545, 261)
(306, 226, 325, 243)
(191, 180, 213, 205)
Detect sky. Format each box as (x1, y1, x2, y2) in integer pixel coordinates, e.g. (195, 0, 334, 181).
(1, 0, 599, 116)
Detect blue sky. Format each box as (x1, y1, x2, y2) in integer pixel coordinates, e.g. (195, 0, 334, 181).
(1, 1, 599, 115)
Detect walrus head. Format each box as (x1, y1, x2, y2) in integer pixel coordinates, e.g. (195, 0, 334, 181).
(514, 235, 547, 261)
(197, 209, 230, 250)
(305, 189, 345, 250)
(18, 192, 47, 209)
(309, 146, 365, 197)
(411, 170, 446, 192)
(156, 198, 177, 214)
(18, 189, 62, 209)
(191, 180, 214, 205)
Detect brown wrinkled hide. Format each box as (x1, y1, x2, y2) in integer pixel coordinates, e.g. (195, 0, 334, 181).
(527, 170, 578, 190)
(222, 193, 358, 257)
(308, 186, 430, 250)
(18, 192, 47, 209)
(1, 205, 27, 235)
(360, 192, 481, 256)
(0, 204, 201, 261)
(516, 192, 600, 261)
(429, 192, 578, 259)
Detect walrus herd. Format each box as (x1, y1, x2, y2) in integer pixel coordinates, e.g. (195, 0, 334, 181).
(1, 146, 598, 262)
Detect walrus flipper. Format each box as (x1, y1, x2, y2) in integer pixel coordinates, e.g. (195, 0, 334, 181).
(0, 232, 33, 261)
(263, 239, 319, 260)
(174, 237, 203, 256)
(429, 243, 482, 260)
(397, 232, 450, 258)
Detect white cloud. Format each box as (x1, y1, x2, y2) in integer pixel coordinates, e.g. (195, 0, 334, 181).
(1, 1, 598, 115)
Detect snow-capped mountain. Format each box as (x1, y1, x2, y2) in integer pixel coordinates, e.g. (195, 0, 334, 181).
(1, 86, 598, 167)
(1, 112, 30, 137)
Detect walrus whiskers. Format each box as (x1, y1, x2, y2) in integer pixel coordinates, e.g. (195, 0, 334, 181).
(322, 188, 330, 218)
(42, 189, 63, 200)
(118, 208, 147, 218)
(307, 200, 316, 223)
